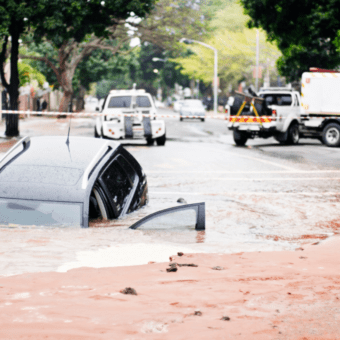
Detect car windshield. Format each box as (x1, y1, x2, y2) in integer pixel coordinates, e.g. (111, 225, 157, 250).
(108, 96, 132, 108)
(260, 94, 292, 106)
(0, 198, 82, 227)
(183, 100, 204, 108)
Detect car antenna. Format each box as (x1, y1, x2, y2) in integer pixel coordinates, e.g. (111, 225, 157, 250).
(65, 111, 72, 161)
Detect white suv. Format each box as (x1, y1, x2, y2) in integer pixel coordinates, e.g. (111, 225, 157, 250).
(95, 88, 166, 146)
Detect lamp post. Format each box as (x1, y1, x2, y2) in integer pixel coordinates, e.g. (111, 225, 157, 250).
(180, 38, 218, 115)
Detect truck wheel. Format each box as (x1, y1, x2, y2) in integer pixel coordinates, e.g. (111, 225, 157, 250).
(201, 118, 205, 122)
(94, 126, 100, 138)
(287, 122, 299, 145)
(180, 117, 183, 122)
(156, 133, 166, 146)
(233, 129, 248, 146)
(146, 138, 154, 146)
(322, 123, 340, 147)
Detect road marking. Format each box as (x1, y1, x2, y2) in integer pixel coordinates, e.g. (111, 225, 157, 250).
(224, 151, 297, 171)
(146, 170, 340, 174)
(149, 177, 340, 181)
(149, 191, 340, 196)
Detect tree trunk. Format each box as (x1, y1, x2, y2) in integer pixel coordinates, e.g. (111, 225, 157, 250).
(76, 85, 86, 111)
(59, 90, 73, 114)
(6, 22, 21, 137)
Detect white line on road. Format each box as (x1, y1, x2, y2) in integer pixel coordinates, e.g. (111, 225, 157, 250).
(224, 151, 297, 171)
(149, 177, 340, 181)
(149, 191, 340, 196)
(146, 170, 340, 174)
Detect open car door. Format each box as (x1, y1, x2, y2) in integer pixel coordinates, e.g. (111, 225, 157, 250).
(129, 202, 205, 230)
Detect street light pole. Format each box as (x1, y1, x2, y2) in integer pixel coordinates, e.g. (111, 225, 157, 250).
(180, 38, 218, 115)
(255, 30, 259, 92)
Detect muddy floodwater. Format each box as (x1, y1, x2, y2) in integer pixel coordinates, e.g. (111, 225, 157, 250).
(1, 116, 340, 277)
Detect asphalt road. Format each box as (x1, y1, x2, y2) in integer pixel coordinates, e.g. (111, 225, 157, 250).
(0, 109, 340, 276)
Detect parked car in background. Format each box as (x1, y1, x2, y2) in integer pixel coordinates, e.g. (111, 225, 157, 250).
(95, 87, 166, 146)
(0, 136, 205, 230)
(85, 96, 99, 112)
(95, 98, 105, 112)
(179, 99, 206, 122)
(173, 100, 184, 112)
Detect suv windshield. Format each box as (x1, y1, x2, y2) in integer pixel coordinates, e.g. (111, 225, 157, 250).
(136, 96, 151, 108)
(0, 198, 82, 227)
(108, 96, 132, 108)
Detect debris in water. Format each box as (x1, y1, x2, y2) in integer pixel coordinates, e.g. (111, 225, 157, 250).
(166, 267, 178, 272)
(120, 287, 137, 295)
(295, 247, 304, 251)
(221, 316, 230, 321)
(299, 257, 307, 259)
(312, 242, 319, 245)
(177, 198, 187, 204)
(212, 266, 224, 270)
(169, 263, 177, 268)
(177, 252, 184, 256)
(177, 263, 198, 267)
(194, 310, 202, 316)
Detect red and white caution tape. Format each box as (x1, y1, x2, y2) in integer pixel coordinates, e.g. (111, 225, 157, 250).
(0, 110, 227, 120)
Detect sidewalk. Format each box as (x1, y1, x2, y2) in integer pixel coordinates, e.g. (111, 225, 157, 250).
(1, 236, 339, 339)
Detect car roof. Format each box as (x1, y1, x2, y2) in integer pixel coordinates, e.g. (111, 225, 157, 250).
(0, 136, 120, 203)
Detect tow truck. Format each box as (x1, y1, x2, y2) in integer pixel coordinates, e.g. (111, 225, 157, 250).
(95, 87, 166, 146)
(226, 88, 301, 146)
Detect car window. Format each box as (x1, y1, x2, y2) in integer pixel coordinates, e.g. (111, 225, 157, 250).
(136, 96, 151, 108)
(0, 198, 82, 227)
(108, 96, 132, 108)
(100, 160, 132, 215)
(129, 202, 205, 230)
(117, 155, 137, 184)
(277, 95, 292, 106)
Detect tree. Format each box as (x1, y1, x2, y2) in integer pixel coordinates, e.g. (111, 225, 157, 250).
(173, 1, 281, 93)
(240, 0, 340, 81)
(0, 1, 32, 136)
(0, 0, 156, 134)
(19, 0, 208, 110)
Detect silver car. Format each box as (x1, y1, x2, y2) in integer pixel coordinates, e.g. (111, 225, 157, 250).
(179, 100, 206, 122)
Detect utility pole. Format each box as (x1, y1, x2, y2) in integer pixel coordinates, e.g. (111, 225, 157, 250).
(180, 38, 218, 115)
(255, 29, 260, 92)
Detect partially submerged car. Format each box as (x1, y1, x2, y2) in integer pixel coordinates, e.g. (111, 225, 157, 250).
(179, 100, 206, 122)
(0, 136, 205, 230)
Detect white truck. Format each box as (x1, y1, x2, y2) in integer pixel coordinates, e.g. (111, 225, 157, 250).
(227, 88, 301, 146)
(300, 69, 340, 147)
(95, 88, 166, 146)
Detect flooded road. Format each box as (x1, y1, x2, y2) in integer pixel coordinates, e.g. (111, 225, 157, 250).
(1, 111, 340, 277)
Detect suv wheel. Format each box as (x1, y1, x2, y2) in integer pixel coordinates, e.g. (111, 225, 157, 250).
(287, 122, 299, 145)
(146, 137, 154, 146)
(322, 123, 340, 147)
(233, 129, 248, 146)
(156, 133, 166, 146)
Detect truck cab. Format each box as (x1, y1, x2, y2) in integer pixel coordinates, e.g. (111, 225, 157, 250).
(95, 88, 166, 146)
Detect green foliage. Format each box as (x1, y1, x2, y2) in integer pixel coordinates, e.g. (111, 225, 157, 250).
(18, 61, 46, 88)
(240, 0, 340, 81)
(29, 0, 156, 48)
(173, 1, 281, 92)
